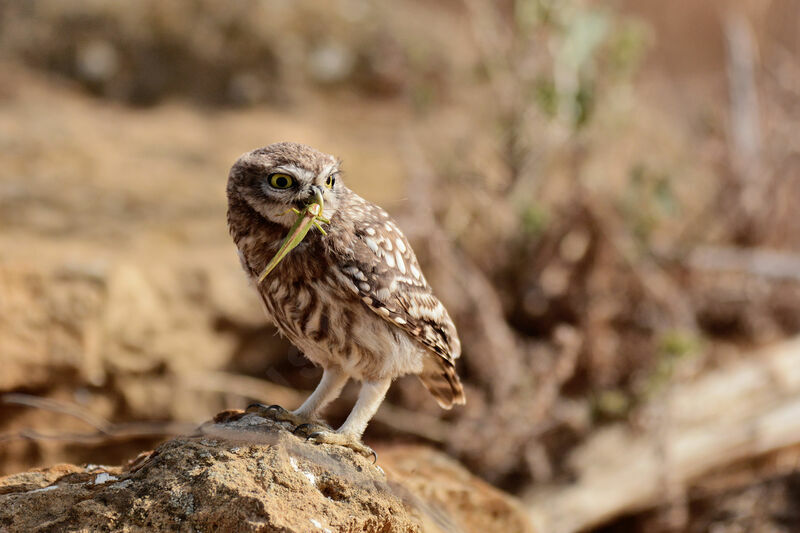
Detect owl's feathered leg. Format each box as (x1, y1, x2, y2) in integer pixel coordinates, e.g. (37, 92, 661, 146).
(246, 366, 348, 428)
(294, 366, 349, 419)
(337, 379, 392, 438)
(307, 378, 391, 461)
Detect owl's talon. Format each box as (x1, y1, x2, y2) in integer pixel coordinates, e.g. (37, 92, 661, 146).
(293, 423, 313, 436)
(245, 403, 283, 416)
(245, 403, 306, 426)
(292, 422, 330, 437)
(306, 430, 377, 463)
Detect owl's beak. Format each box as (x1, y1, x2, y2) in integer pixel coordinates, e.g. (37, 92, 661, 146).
(309, 185, 325, 205)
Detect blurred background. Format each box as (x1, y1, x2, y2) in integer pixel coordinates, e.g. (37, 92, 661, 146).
(1, 0, 799, 531)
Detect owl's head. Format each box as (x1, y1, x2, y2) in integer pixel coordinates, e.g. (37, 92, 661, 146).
(227, 142, 344, 227)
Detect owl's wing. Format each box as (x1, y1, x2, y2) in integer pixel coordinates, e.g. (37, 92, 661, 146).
(332, 202, 461, 365)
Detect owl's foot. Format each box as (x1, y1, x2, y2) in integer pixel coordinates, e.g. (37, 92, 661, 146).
(306, 430, 377, 463)
(246, 403, 317, 427)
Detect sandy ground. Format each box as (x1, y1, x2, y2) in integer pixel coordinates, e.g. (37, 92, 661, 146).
(0, 63, 408, 256)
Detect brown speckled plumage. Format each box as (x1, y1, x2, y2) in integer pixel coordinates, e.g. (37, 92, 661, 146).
(227, 142, 464, 448)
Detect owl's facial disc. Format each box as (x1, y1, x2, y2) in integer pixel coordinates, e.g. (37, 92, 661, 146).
(229, 144, 343, 230)
(247, 162, 341, 228)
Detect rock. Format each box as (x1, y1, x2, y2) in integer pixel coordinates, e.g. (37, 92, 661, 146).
(0, 257, 261, 392)
(380, 446, 535, 533)
(0, 411, 534, 533)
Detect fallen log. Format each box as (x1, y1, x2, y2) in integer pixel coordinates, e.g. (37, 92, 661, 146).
(526, 336, 800, 533)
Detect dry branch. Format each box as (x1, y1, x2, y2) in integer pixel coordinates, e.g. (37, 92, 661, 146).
(2, 393, 112, 432)
(687, 245, 800, 282)
(525, 336, 800, 533)
(725, 12, 762, 187)
(0, 392, 197, 444)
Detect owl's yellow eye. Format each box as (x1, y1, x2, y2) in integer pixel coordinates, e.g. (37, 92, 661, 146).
(269, 173, 294, 189)
(325, 174, 336, 189)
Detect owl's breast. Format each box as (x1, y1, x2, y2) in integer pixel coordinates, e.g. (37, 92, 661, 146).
(256, 268, 347, 360)
(256, 269, 424, 381)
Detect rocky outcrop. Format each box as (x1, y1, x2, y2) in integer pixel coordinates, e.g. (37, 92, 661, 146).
(0, 411, 534, 533)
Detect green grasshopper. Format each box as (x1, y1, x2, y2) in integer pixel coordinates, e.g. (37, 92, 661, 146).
(257, 188, 330, 284)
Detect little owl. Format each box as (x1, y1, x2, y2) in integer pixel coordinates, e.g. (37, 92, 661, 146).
(227, 142, 464, 457)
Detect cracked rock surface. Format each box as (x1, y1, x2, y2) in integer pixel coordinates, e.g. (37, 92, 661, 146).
(0, 411, 534, 533)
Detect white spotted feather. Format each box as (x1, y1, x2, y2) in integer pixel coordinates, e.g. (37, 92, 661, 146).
(333, 195, 461, 366)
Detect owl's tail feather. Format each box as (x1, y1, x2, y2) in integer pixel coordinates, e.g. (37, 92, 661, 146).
(419, 357, 466, 409)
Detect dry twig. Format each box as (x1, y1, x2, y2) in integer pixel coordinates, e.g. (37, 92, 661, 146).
(687, 245, 800, 282)
(0, 393, 196, 444)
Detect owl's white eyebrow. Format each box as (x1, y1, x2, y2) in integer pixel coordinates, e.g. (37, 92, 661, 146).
(272, 164, 306, 177)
